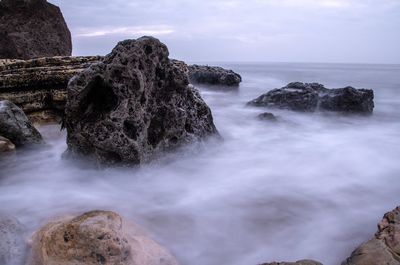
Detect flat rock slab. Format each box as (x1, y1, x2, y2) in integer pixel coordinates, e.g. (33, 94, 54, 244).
(261, 260, 323, 265)
(0, 214, 26, 265)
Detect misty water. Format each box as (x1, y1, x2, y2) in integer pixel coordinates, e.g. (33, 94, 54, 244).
(1, 62, 400, 265)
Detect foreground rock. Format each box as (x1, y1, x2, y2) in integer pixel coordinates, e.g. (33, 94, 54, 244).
(248, 82, 374, 113)
(0, 136, 15, 153)
(0, 0, 72, 59)
(28, 210, 179, 265)
(188, 64, 242, 86)
(65, 37, 218, 166)
(0, 56, 102, 123)
(0, 215, 26, 265)
(341, 206, 400, 265)
(260, 260, 323, 265)
(0, 100, 42, 147)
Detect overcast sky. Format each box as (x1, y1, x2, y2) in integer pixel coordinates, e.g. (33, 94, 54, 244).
(51, 0, 400, 64)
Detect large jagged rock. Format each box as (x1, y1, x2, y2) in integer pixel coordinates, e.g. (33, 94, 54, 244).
(27, 210, 179, 265)
(0, 100, 42, 146)
(0, 214, 26, 265)
(0, 56, 102, 123)
(0, 0, 72, 59)
(341, 206, 400, 265)
(248, 82, 374, 113)
(260, 260, 323, 265)
(188, 64, 242, 86)
(64, 37, 218, 166)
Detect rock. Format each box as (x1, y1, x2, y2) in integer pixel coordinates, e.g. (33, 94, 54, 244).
(0, 0, 72, 59)
(0, 136, 15, 153)
(188, 64, 242, 86)
(248, 82, 374, 113)
(341, 206, 400, 265)
(0, 100, 43, 147)
(27, 210, 179, 265)
(64, 37, 218, 166)
(257, 112, 278, 121)
(0, 214, 26, 265)
(0, 56, 102, 123)
(260, 260, 323, 265)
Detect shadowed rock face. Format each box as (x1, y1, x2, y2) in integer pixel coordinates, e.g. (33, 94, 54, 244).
(248, 82, 374, 113)
(65, 37, 218, 166)
(0, 0, 72, 59)
(188, 64, 242, 86)
(28, 210, 180, 265)
(341, 206, 400, 265)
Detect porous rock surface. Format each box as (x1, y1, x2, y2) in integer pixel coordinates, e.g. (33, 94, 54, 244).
(248, 82, 374, 113)
(0, 214, 26, 265)
(188, 64, 242, 86)
(27, 210, 179, 265)
(65, 37, 218, 166)
(0, 0, 72, 59)
(0, 100, 42, 146)
(0, 56, 102, 123)
(341, 206, 400, 265)
(260, 260, 323, 265)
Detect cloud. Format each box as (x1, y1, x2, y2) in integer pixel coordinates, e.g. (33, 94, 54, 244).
(75, 26, 175, 38)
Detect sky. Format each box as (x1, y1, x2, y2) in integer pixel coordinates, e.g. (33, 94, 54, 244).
(51, 0, 400, 64)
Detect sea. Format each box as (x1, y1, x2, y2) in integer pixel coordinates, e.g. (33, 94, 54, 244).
(1, 62, 400, 265)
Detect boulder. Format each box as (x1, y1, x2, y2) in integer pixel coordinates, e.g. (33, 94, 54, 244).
(64, 37, 218, 166)
(257, 112, 278, 121)
(0, 0, 72, 59)
(260, 260, 323, 265)
(341, 206, 400, 265)
(0, 214, 26, 265)
(188, 64, 242, 86)
(0, 136, 15, 153)
(27, 210, 179, 265)
(248, 82, 374, 113)
(0, 100, 43, 147)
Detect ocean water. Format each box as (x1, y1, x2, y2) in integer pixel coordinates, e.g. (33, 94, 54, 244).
(1, 62, 400, 265)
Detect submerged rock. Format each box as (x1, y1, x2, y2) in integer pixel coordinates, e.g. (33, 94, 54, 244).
(341, 206, 400, 265)
(0, 56, 102, 123)
(188, 64, 242, 86)
(248, 82, 374, 113)
(260, 260, 323, 265)
(28, 210, 179, 265)
(0, 136, 15, 153)
(65, 37, 218, 166)
(0, 100, 42, 147)
(257, 112, 278, 121)
(0, 214, 26, 265)
(0, 0, 72, 59)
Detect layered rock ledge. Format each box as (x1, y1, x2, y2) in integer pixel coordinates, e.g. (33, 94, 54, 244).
(188, 64, 242, 86)
(248, 82, 374, 113)
(0, 56, 102, 123)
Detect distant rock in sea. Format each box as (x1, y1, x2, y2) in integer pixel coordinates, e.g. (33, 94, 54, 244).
(0, 0, 72, 59)
(188, 64, 242, 86)
(65, 37, 219, 166)
(248, 82, 374, 113)
(257, 112, 278, 121)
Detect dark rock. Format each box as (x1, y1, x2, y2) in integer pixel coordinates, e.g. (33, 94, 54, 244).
(248, 82, 374, 113)
(0, 100, 43, 146)
(65, 37, 218, 166)
(0, 135, 15, 153)
(27, 210, 179, 265)
(0, 214, 26, 265)
(188, 64, 242, 86)
(341, 206, 400, 265)
(260, 260, 323, 265)
(0, 0, 72, 59)
(0, 56, 102, 123)
(257, 112, 278, 121)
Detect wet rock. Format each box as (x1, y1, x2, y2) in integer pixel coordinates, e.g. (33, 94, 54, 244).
(341, 206, 400, 265)
(65, 37, 218, 166)
(248, 82, 374, 113)
(27, 210, 179, 265)
(0, 100, 42, 146)
(257, 112, 278, 121)
(0, 214, 26, 265)
(260, 260, 323, 265)
(188, 64, 242, 86)
(0, 0, 72, 59)
(0, 56, 102, 123)
(0, 136, 15, 153)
